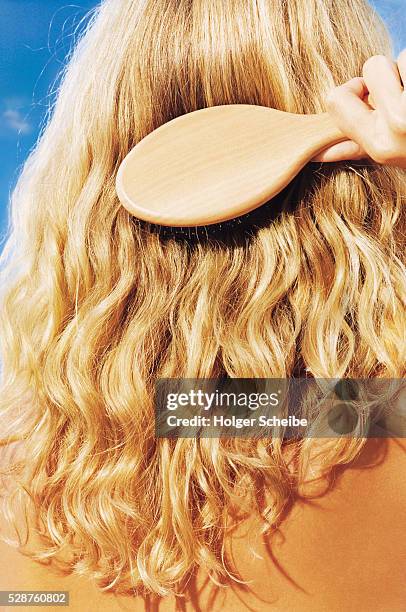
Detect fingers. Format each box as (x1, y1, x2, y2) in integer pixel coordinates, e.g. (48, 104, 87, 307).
(322, 51, 406, 166)
(326, 77, 375, 147)
(363, 54, 403, 106)
(312, 140, 368, 163)
(362, 54, 406, 132)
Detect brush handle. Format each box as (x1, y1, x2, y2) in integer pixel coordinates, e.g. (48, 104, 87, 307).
(277, 93, 375, 169)
(304, 93, 375, 159)
(286, 112, 347, 161)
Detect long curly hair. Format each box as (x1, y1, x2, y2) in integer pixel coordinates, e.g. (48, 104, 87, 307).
(0, 0, 405, 597)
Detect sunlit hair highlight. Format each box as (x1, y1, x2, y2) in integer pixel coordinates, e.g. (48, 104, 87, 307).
(0, 0, 405, 597)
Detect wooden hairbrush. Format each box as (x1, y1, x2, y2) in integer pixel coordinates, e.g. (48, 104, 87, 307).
(116, 104, 360, 227)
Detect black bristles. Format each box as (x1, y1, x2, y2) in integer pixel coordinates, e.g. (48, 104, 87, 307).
(132, 170, 309, 245)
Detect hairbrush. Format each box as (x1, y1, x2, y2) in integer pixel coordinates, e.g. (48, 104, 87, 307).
(116, 103, 364, 230)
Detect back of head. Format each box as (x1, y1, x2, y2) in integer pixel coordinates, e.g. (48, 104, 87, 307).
(0, 0, 405, 596)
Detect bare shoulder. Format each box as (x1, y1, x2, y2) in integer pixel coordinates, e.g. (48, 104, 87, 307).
(213, 437, 406, 612)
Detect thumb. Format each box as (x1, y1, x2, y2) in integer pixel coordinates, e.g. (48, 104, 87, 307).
(312, 139, 368, 162)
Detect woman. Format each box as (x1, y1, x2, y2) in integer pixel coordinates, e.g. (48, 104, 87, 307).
(0, 0, 405, 609)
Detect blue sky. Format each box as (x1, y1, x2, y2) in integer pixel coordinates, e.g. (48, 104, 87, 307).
(0, 0, 405, 239)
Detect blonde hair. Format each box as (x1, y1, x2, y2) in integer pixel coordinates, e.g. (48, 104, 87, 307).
(0, 0, 405, 597)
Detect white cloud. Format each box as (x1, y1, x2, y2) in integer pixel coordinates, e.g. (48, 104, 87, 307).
(3, 108, 31, 135)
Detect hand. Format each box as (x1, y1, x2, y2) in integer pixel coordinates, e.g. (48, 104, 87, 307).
(313, 50, 406, 168)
